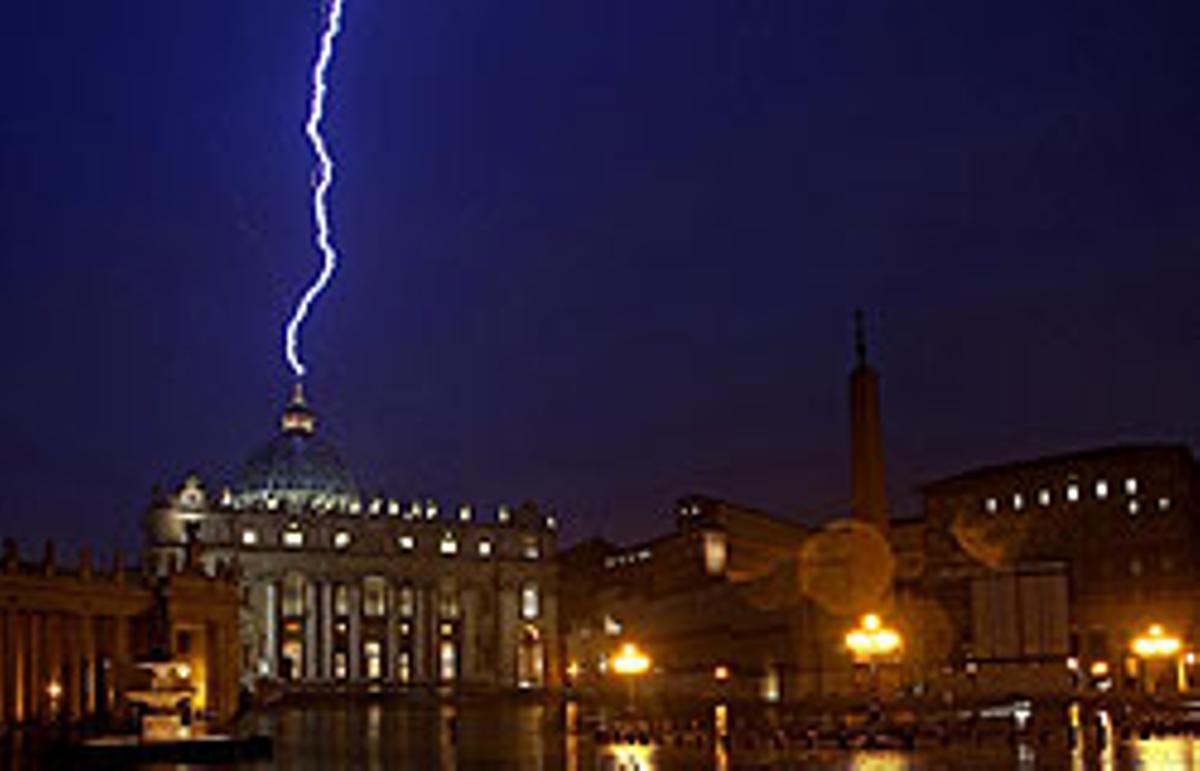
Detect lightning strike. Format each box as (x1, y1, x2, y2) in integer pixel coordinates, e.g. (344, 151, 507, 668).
(285, 0, 345, 379)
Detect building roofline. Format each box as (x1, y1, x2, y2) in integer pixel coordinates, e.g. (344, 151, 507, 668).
(920, 443, 1195, 492)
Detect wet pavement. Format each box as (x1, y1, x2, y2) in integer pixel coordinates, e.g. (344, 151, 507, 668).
(11, 699, 1200, 769)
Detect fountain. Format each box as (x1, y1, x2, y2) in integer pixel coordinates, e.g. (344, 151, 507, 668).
(124, 658, 197, 741)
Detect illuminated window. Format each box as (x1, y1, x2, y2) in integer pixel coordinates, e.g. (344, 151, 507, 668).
(984, 497, 998, 514)
(1159, 497, 1171, 511)
(459, 505, 472, 522)
(498, 505, 511, 523)
(408, 501, 421, 520)
(334, 530, 351, 549)
(761, 667, 782, 703)
(349, 500, 361, 515)
(398, 534, 415, 552)
(397, 651, 411, 683)
(1128, 500, 1140, 516)
(1094, 479, 1108, 499)
(282, 574, 306, 617)
(1129, 557, 1143, 577)
(604, 615, 622, 636)
(334, 652, 347, 680)
(703, 531, 727, 576)
(478, 539, 493, 558)
(283, 528, 304, 548)
(522, 537, 540, 560)
(388, 500, 400, 516)
(363, 576, 387, 618)
(335, 584, 349, 617)
(439, 592, 460, 619)
(546, 516, 557, 530)
(241, 529, 258, 546)
(398, 586, 415, 618)
(440, 533, 458, 556)
(364, 640, 382, 680)
(369, 498, 382, 515)
(1038, 489, 1051, 506)
(1125, 478, 1139, 495)
(439, 639, 457, 681)
(1012, 493, 1024, 512)
(425, 501, 439, 520)
(1066, 483, 1080, 502)
(521, 583, 540, 620)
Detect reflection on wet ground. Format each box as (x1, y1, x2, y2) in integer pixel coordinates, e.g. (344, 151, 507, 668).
(222, 700, 1200, 771)
(13, 699, 1200, 770)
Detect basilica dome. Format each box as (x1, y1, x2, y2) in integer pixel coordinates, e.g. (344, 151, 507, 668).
(231, 384, 358, 511)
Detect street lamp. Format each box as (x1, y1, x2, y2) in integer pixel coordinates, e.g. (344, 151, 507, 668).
(612, 642, 650, 712)
(845, 613, 902, 701)
(1131, 624, 1184, 693)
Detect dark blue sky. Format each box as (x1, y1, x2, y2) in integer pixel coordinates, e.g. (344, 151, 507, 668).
(2, 1, 1198, 555)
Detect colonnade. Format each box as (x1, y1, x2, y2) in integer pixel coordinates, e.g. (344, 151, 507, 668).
(0, 605, 132, 726)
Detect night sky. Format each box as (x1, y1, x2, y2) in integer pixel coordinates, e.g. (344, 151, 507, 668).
(2, 1, 1199, 557)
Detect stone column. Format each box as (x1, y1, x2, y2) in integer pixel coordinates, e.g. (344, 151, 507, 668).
(29, 612, 44, 722)
(413, 585, 427, 684)
(65, 614, 81, 720)
(320, 582, 333, 680)
(80, 614, 96, 715)
(264, 580, 277, 678)
(0, 607, 6, 726)
(498, 581, 518, 689)
(304, 581, 317, 681)
(14, 611, 27, 723)
(385, 584, 397, 681)
(348, 585, 362, 682)
(461, 588, 477, 683)
(113, 613, 129, 711)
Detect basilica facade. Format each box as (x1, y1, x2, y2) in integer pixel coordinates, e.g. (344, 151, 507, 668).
(145, 386, 559, 693)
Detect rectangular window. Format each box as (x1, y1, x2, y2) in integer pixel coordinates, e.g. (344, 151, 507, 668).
(241, 529, 258, 546)
(335, 584, 349, 617)
(1126, 478, 1139, 495)
(440, 534, 458, 556)
(703, 532, 727, 576)
(1095, 479, 1109, 499)
(478, 539, 493, 558)
(283, 530, 304, 548)
(282, 576, 306, 617)
(363, 576, 387, 618)
(439, 640, 457, 681)
(398, 586, 415, 618)
(397, 651, 411, 684)
(440, 592, 460, 620)
(364, 640, 382, 680)
(1066, 483, 1080, 502)
(521, 583, 540, 620)
(334, 652, 348, 680)
(522, 537, 540, 560)
(398, 534, 415, 552)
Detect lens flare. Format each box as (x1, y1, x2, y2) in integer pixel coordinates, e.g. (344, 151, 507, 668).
(285, 0, 345, 379)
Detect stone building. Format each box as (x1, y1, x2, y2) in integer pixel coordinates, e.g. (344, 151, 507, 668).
(145, 386, 559, 692)
(0, 539, 240, 728)
(918, 443, 1200, 693)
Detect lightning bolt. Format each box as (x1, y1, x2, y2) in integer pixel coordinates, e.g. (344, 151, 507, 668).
(285, 0, 345, 379)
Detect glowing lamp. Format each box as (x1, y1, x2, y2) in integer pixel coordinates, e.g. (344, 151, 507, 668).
(1132, 624, 1182, 658)
(612, 643, 651, 676)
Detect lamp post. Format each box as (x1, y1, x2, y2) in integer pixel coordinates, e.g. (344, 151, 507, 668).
(1130, 624, 1183, 695)
(845, 613, 902, 703)
(612, 642, 651, 713)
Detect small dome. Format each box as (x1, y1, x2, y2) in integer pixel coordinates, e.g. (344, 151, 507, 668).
(232, 385, 358, 511)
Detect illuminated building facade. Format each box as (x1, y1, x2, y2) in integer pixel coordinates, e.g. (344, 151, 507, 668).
(145, 386, 559, 692)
